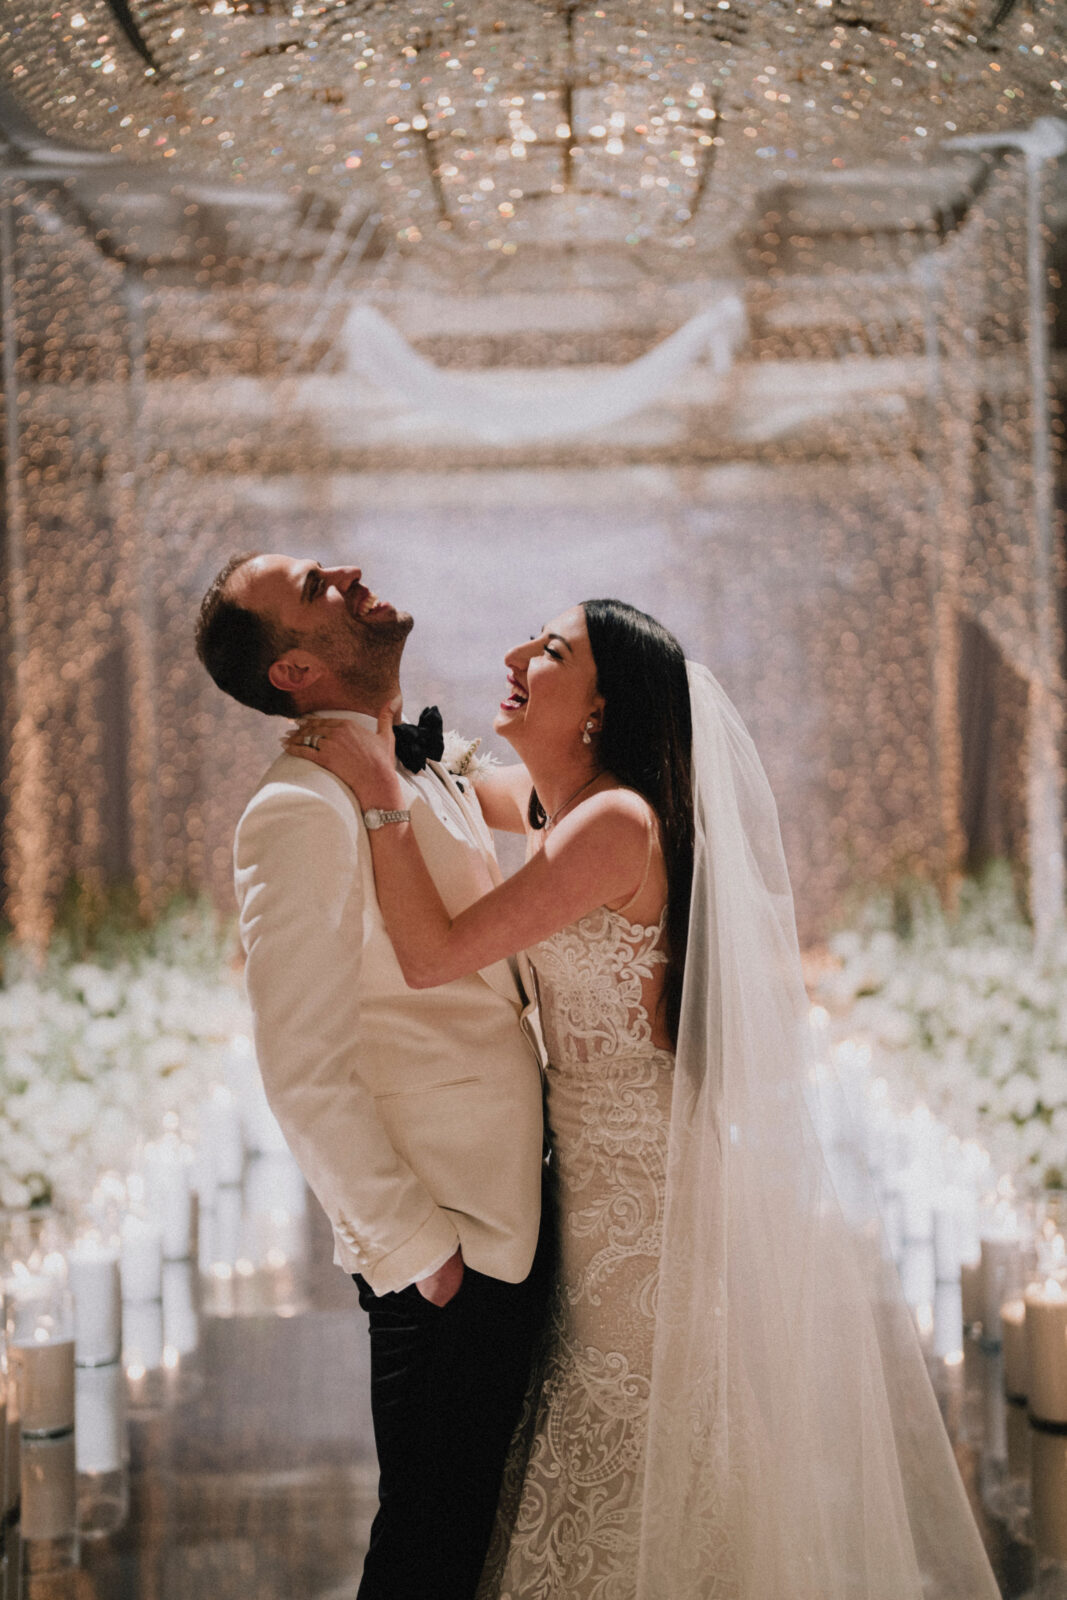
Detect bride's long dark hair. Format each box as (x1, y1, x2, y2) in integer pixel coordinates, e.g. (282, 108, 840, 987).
(530, 598, 695, 1047)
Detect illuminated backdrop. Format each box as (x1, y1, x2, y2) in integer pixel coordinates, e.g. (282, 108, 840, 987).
(0, 2, 1064, 944)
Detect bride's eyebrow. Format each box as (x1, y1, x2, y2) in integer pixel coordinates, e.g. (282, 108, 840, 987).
(546, 632, 572, 654)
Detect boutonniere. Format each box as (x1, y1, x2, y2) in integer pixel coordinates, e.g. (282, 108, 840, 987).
(441, 730, 500, 786)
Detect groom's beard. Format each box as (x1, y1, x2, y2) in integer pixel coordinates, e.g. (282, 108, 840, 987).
(318, 610, 413, 703)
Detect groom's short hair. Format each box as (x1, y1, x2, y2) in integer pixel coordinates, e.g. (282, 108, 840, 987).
(195, 552, 299, 718)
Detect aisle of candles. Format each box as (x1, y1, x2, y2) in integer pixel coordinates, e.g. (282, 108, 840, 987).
(0, 1035, 309, 1582)
(12, 1010, 1067, 1584)
(813, 1005, 1067, 1577)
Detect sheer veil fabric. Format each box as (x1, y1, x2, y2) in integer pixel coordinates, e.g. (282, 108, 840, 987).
(634, 663, 999, 1600)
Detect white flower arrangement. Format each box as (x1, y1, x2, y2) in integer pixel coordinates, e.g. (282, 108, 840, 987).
(0, 899, 250, 1211)
(819, 867, 1067, 1185)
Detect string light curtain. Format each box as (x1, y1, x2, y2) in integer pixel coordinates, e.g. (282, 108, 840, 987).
(0, 4, 1066, 942)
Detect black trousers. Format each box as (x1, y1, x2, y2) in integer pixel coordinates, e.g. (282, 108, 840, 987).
(353, 1226, 551, 1600)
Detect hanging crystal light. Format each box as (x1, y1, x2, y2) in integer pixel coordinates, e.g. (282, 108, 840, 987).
(0, 2, 1065, 250)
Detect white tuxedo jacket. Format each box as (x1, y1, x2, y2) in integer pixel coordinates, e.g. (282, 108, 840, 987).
(234, 727, 544, 1296)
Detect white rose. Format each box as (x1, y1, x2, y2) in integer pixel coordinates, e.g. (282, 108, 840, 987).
(52, 1081, 98, 1142)
(0, 1173, 31, 1209)
(82, 1015, 130, 1055)
(144, 1035, 190, 1075)
(68, 965, 123, 1016)
(828, 930, 863, 963)
(997, 1072, 1040, 1120)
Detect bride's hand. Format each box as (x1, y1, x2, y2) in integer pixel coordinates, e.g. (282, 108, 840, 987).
(283, 702, 404, 809)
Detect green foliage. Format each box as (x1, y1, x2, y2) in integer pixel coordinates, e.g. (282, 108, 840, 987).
(0, 879, 238, 986)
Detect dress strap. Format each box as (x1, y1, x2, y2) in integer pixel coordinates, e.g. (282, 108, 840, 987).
(611, 810, 658, 918)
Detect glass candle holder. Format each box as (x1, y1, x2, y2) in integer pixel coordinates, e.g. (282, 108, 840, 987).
(0, 1207, 67, 1279)
(20, 1431, 78, 1572)
(5, 1274, 75, 1438)
(0, 1327, 13, 1526)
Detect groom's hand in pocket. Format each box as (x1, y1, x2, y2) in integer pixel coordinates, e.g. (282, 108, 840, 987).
(416, 1247, 465, 1307)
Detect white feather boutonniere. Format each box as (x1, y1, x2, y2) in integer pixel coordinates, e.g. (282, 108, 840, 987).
(441, 731, 501, 784)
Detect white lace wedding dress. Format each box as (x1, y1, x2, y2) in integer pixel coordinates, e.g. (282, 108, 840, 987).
(480, 665, 1001, 1600)
(490, 877, 672, 1600)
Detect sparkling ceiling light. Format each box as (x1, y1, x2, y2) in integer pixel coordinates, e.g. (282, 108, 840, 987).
(0, 2, 1065, 252)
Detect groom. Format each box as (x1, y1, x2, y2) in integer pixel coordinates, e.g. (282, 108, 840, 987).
(195, 553, 547, 1600)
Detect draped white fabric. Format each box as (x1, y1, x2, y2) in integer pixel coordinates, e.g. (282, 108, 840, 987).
(341, 299, 746, 443)
(635, 663, 1000, 1600)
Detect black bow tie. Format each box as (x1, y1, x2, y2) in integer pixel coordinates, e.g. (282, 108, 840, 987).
(393, 705, 445, 774)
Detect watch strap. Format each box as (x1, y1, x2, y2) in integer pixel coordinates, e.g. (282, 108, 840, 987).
(363, 806, 412, 830)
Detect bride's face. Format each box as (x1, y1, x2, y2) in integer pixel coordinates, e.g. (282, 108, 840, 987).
(496, 605, 602, 755)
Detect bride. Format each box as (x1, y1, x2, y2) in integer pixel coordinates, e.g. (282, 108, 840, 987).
(286, 597, 1000, 1600)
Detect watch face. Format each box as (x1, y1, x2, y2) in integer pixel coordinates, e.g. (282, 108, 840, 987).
(364, 809, 381, 830)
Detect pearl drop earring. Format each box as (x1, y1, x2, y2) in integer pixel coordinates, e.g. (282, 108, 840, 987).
(583, 720, 594, 746)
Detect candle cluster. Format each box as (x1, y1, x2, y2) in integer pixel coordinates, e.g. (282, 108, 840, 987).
(0, 1034, 306, 1573)
(817, 1009, 1067, 1565)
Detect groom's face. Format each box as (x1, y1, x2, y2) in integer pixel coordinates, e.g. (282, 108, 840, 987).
(232, 553, 413, 698)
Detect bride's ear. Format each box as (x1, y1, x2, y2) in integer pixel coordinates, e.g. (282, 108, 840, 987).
(268, 650, 325, 694)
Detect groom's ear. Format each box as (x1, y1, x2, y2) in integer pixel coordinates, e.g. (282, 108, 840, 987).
(268, 649, 326, 695)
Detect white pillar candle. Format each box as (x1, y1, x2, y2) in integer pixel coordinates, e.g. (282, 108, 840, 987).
(1032, 1425, 1067, 1562)
(244, 1150, 307, 1219)
(20, 1431, 77, 1546)
(141, 1138, 194, 1262)
(200, 1086, 244, 1188)
(189, 1134, 217, 1211)
(1000, 1298, 1029, 1400)
(212, 1184, 243, 1270)
(122, 1300, 163, 1377)
(66, 1238, 121, 1368)
(162, 1264, 198, 1360)
(197, 1202, 216, 1275)
(933, 1185, 980, 1283)
(241, 1157, 305, 1269)
(899, 1241, 935, 1314)
(900, 1163, 936, 1245)
(881, 1185, 905, 1263)
(119, 1214, 162, 1304)
(1025, 1277, 1067, 1424)
(75, 1364, 126, 1476)
(960, 1259, 983, 1332)
(225, 1035, 288, 1155)
(980, 1235, 1025, 1344)
(933, 1282, 964, 1362)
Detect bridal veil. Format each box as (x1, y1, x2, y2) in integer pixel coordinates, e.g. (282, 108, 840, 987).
(635, 663, 1000, 1599)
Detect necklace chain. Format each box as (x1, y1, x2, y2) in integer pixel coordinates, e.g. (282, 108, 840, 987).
(545, 772, 602, 830)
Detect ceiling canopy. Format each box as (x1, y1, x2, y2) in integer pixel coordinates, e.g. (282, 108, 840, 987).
(0, 1, 1062, 260)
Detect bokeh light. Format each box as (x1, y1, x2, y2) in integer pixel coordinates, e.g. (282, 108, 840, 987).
(0, 1, 1064, 944)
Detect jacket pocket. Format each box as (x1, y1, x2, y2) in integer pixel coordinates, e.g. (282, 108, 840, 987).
(373, 1074, 482, 1102)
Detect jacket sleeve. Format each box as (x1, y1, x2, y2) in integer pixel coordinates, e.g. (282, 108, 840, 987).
(234, 777, 460, 1294)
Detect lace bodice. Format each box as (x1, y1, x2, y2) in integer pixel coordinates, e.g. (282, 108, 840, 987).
(527, 904, 668, 1066)
(482, 900, 675, 1600)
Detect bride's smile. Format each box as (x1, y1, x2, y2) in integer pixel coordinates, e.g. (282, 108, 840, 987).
(499, 670, 527, 713)
(494, 606, 603, 763)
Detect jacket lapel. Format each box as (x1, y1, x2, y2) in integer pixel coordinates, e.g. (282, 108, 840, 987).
(414, 763, 528, 1011)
